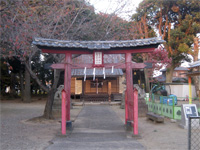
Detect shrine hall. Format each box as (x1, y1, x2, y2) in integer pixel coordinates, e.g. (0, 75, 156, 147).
(33, 37, 165, 135)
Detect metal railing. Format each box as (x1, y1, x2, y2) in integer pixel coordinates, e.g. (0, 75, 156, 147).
(188, 116, 200, 150)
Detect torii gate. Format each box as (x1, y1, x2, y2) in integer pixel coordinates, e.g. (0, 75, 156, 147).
(33, 37, 164, 135)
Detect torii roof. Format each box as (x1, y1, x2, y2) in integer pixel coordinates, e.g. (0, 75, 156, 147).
(32, 37, 165, 50)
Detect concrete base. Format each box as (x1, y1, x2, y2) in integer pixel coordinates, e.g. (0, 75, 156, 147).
(66, 121, 73, 130)
(132, 134, 142, 139)
(179, 123, 187, 129)
(126, 121, 132, 131)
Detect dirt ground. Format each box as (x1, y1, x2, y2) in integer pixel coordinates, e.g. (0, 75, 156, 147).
(111, 106, 188, 150)
(0, 98, 189, 150)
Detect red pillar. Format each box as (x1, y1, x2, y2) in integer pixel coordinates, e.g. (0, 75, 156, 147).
(125, 53, 134, 123)
(64, 53, 72, 121)
(61, 89, 66, 135)
(125, 90, 128, 124)
(133, 89, 138, 135)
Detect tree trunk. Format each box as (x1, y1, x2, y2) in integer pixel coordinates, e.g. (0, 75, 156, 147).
(192, 74, 199, 97)
(192, 37, 199, 97)
(43, 88, 56, 119)
(43, 70, 61, 119)
(166, 66, 175, 83)
(24, 61, 49, 92)
(24, 65, 31, 103)
(144, 68, 150, 92)
(20, 70, 24, 101)
(142, 53, 150, 93)
(10, 72, 16, 97)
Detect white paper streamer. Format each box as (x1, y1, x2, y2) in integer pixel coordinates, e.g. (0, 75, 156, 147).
(93, 68, 96, 81)
(84, 67, 87, 81)
(111, 66, 114, 73)
(103, 67, 106, 79)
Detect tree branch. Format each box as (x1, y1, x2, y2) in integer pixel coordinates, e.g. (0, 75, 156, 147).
(24, 61, 49, 92)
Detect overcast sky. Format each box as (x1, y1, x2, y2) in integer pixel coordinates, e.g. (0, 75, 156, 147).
(87, 0, 143, 20)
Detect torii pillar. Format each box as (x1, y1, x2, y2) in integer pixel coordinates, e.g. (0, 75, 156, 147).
(60, 53, 72, 135)
(125, 52, 138, 135)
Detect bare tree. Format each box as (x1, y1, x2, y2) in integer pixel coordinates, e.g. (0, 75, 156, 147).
(1, 0, 135, 118)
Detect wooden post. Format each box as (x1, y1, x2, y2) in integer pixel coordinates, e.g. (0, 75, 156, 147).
(125, 53, 134, 123)
(108, 81, 112, 102)
(61, 89, 66, 135)
(188, 76, 192, 104)
(96, 78, 98, 94)
(133, 89, 138, 135)
(64, 53, 72, 121)
(125, 90, 128, 124)
(82, 79, 85, 102)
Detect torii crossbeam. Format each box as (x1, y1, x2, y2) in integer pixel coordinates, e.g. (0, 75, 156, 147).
(33, 37, 165, 135)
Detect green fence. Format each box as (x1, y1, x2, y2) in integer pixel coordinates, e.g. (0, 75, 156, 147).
(147, 101, 179, 119)
(147, 94, 200, 120)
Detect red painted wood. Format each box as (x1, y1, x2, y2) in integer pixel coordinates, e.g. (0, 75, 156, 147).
(42, 49, 92, 54)
(125, 53, 134, 123)
(64, 53, 72, 121)
(61, 89, 66, 135)
(71, 63, 93, 69)
(42, 47, 155, 55)
(41, 45, 154, 136)
(103, 47, 155, 54)
(52, 63, 146, 69)
(51, 64, 65, 69)
(71, 63, 125, 69)
(131, 63, 146, 69)
(133, 89, 138, 135)
(125, 90, 128, 124)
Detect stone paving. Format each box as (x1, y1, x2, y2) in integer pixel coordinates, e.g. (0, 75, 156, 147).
(46, 105, 145, 150)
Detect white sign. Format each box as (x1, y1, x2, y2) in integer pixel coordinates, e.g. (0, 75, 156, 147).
(179, 104, 199, 129)
(95, 52, 102, 65)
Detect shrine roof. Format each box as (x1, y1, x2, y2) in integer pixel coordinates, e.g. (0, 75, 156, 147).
(32, 37, 165, 50)
(71, 68, 123, 77)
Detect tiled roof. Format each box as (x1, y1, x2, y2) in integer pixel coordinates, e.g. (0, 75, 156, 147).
(32, 37, 165, 50)
(154, 75, 187, 82)
(189, 61, 200, 68)
(161, 67, 189, 72)
(71, 68, 123, 77)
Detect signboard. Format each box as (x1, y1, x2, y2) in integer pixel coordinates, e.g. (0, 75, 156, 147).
(184, 105, 198, 118)
(179, 104, 199, 129)
(93, 51, 104, 67)
(95, 52, 102, 65)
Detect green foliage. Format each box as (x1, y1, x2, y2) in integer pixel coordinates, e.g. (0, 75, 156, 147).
(134, 0, 200, 68)
(178, 43, 190, 53)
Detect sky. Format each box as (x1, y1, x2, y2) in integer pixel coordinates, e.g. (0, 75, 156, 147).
(87, 0, 143, 20)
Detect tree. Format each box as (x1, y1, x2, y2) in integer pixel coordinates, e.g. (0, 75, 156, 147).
(131, 1, 157, 92)
(132, 46, 172, 88)
(132, 0, 200, 83)
(190, 36, 200, 97)
(1, 0, 134, 118)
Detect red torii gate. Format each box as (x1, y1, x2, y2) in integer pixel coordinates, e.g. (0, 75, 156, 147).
(33, 37, 164, 135)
